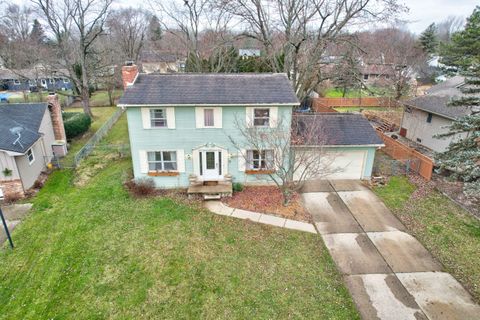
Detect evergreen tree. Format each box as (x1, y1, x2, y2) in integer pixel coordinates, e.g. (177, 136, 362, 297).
(436, 7, 480, 196)
(30, 19, 46, 44)
(419, 23, 438, 55)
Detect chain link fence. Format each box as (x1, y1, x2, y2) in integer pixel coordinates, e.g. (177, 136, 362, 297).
(73, 108, 125, 167)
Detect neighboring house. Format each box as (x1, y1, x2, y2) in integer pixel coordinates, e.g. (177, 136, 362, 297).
(118, 65, 382, 196)
(360, 63, 395, 84)
(239, 49, 261, 59)
(400, 76, 472, 153)
(0, 94, 67, 199)
(139, 52, 185, 73)
(0, 68, 72, 92)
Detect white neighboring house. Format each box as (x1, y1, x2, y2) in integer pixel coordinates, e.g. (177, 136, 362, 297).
(399, 76, 473, 153)
(0, 94, 67, 199)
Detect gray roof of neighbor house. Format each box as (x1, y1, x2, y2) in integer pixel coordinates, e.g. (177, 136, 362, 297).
(0, 103, 47, 153)
(118, 73, 300, 106)
(404, 76, 473, 119)
(293, 113, 384, 146)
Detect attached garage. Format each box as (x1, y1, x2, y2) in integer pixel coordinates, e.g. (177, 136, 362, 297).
(293, 113, 384, 180)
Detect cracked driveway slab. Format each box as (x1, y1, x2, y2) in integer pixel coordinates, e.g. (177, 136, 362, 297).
(397, 272, 480, 320)
(368, 231, 442, 273)
(322, 233, 392, 275)
(301, 192, 362, 234)
(337, 191, 406, 232)
(345, 274, 427, 320)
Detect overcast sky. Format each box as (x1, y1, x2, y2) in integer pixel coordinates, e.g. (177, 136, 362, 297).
(400, 0, 476, 34)
(11, 0, 478, 35)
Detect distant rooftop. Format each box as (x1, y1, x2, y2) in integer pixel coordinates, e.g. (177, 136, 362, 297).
(118, 73, 299, 106)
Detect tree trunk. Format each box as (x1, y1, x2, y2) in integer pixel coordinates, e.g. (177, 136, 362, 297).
(108, 88, 114, 106)
(81, 60, 93, 117)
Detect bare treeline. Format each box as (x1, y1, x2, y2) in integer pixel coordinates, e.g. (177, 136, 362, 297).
(0, 0, 409, 115)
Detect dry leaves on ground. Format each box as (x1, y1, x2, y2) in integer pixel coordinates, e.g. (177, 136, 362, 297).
(223, 186, 311, 222)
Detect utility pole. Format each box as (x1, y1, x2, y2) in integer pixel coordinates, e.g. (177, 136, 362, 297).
(0, 189, 14, 249)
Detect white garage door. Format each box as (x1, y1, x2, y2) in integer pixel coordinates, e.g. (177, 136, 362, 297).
(294, 149, 367, 180)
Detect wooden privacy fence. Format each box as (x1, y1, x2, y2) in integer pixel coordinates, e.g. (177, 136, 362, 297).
(313, 97, 399, 109)
(378, 132, 434, 181)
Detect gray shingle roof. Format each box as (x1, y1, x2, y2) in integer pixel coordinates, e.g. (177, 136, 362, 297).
(0, 103, 47, 153)
(293, 113, 384, 146)
(406, 76, 474, 119)
(118, 73, 300, 106)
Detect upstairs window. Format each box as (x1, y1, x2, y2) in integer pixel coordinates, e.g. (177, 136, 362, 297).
(204, 109, 214, 127)
(363, 74, 369, 80)
(147, 151, 177, 171)
(13, 79, 21, 85)
(426, 113, 433, 123)
(253, 108, 270, 126)
(247, 150, 273, 170)
(150, 109, 167, 128)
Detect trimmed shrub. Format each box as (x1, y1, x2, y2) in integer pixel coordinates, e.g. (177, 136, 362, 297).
(233, 182, 244, 192)
(63, 112, 92, 139)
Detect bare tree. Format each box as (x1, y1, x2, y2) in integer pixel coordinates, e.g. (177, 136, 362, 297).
(437, 15, 464, 43)
(150, 0, 233, 72)
(216, 0, 404, 99)
(106, 8, 149, 62)
(32, 0, 113, 117)
(229, 113, 338, 205)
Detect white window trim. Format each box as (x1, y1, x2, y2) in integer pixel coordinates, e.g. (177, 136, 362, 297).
(63, 78, 70, 83)
(246, 106, 278, 128)
(141, 107, 175, 129)
(253, 108, 270, 127)
(27, 148, 35, 165)
(147, 151, 178, 171)
(150, 108, 168, 128)
(139, 149, 184, 173)
(13, 79, 21, 85)
(246, 149, 274, 170)
(195, 107, 222, 128)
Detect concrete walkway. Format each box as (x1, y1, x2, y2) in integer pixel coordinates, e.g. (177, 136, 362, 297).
(0, 203, 33, 244)
(302, 179, 480, 320)
(204, 201, 317, 234)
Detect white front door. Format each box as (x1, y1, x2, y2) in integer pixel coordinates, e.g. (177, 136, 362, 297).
(201, 150, 222, 180)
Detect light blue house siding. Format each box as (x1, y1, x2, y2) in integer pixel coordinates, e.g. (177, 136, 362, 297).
(126, 105, 293, 188)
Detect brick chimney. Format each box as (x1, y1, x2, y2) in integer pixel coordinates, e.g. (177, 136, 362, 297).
(122, 61, 139, 90)
(46, 93, 66, 142)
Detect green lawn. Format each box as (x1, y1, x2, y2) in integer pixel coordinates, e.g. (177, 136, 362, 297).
(324, 88, 363, 98)
(0, 117, 358, 319)
(61, 107, 117, 164)
(7, 90, 73, 105)
(374, 176, 480, 302)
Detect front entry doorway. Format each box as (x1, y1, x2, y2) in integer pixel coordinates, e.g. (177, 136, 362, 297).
(200, 150, 223, 181)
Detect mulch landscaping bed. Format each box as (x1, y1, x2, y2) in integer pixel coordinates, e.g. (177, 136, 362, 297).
(223, 186, 311, 222)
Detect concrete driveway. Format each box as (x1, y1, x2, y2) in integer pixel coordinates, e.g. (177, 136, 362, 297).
(302, 180, 480, 320)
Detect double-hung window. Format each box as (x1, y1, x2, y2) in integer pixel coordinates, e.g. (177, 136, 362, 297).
(247, 150, 273, 170)
(253, 108, 270, 126)
(204, 109, 214, 127)
(147, 151, 177, 171)
(27, 148, 35, 165)
(150, 109, 167, 128)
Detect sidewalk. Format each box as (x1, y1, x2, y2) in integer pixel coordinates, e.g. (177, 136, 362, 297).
(204, 201, 317, 234)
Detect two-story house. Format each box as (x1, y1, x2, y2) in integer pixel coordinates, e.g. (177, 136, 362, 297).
(119, 64, 383, 197)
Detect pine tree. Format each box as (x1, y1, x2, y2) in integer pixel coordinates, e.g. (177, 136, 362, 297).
(419, 23, 438, 55)
(436, 7, 480, 196)
(30, 19, 46, 44)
